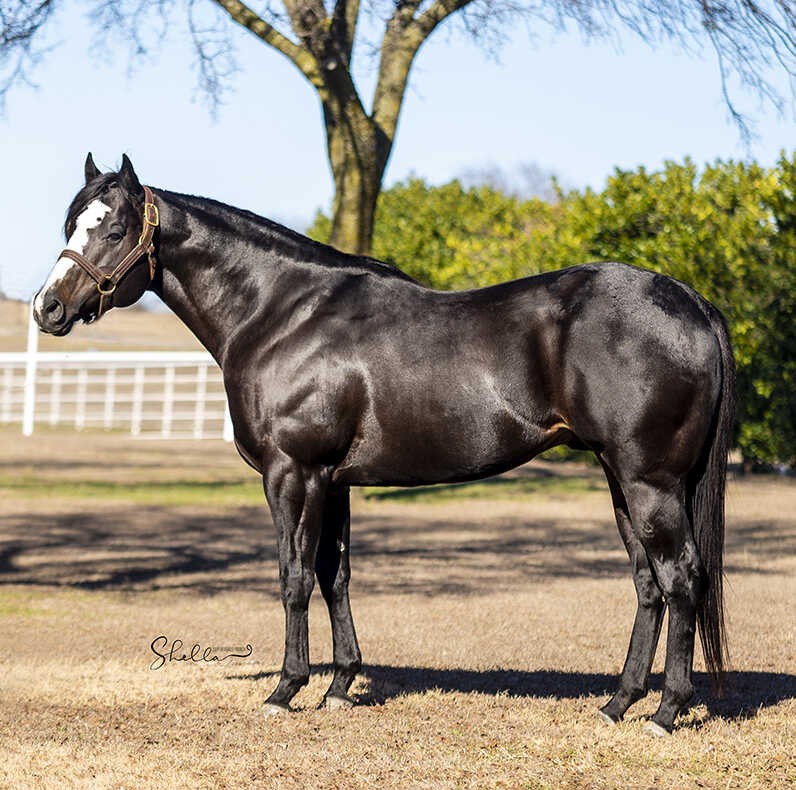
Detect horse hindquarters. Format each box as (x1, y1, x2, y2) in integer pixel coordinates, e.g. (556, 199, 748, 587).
(595, 304, 734, 733)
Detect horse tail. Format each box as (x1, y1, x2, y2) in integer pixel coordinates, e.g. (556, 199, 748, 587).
(691, 302, 736, 694)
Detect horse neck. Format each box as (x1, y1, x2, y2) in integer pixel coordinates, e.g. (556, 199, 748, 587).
(149, 190, 314, 364)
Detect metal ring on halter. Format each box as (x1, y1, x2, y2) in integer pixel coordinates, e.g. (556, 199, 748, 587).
(143, 201, 159, 229)
(97, 278, 117, 296)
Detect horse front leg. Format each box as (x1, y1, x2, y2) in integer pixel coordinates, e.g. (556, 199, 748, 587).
(315, 486, 362, 709)
(262, 449, 331, 715)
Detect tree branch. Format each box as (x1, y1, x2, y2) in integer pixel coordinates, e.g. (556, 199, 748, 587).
(372, 0, 474, 140)
(210, 0, 322, 86)
(282, 0, 327, 52)
(273, 0, 372, 121)
(414, 0, 474, 39)
(0, 0, 57, 112)
(331, 0, 361, 63)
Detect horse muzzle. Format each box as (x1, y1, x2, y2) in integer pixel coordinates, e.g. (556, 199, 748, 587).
(33, 292, 75, 335)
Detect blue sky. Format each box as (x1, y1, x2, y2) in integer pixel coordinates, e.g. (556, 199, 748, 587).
(0, 3, 793, 301)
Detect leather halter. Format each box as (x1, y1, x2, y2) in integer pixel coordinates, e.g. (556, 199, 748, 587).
(59, 186, 159, 319)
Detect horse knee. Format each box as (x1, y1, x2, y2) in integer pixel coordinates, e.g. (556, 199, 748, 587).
(282, 568, 315, 609)
(634, 570, 663, 610)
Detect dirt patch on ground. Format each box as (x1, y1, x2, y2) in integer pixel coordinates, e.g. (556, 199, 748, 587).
(0, 429, 794, 787)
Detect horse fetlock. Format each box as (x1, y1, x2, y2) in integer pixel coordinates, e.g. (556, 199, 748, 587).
(328, 663, 360, 699)
(287, 672, 311, 690)
(339, 656, 362, 675)
(625, 683, 649, 704)
(668, 678, 695, 707)
(599, 682, 647, 722)
(267, 671, 310, 708)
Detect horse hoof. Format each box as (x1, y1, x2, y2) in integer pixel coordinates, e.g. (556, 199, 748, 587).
(324, 694, 355, 711)
(643, 720, 671, 737)
(596, 709, 618, 726)
(262, 702, 291, 718)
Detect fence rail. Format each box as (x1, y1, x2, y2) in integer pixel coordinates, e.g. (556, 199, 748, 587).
(1, 305, 233, 441)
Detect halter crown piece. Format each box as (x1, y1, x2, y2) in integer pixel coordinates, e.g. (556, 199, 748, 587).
(59, 186, 159, 320)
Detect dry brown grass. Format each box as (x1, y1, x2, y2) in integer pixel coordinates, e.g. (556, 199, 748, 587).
(0, 297, 200, 352)
(0, 428, 794, 788)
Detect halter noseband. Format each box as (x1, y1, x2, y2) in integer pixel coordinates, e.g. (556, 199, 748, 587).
(59, 186, 159, 319)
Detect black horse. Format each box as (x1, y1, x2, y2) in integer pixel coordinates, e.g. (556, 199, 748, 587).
(34, 154, 735, 735)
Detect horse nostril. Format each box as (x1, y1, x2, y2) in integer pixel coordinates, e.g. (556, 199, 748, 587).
(45, 298, 65, 325)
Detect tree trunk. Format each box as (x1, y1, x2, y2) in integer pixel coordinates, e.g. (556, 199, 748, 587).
(324, 98, 391, 256)
(329, 154, 382, 255)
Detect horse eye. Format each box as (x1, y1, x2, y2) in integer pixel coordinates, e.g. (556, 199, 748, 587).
(107, 232, 124, 243)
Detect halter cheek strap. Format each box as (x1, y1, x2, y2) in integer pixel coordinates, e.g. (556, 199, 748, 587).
(59, 186, 159, 319)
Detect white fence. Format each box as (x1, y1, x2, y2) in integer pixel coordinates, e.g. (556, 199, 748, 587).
(1, 305, 233, 441)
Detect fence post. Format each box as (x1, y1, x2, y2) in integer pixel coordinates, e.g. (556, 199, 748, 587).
(223, 399, 234, 443)
(193, 364, 207, 439)
(75, 368, 88, 429)
(49, 368, 62, 426)
(103, 368, 116, 429)
(2, 367, 13, 423)
(22, 300, 39, 436)
(161, 365, 175, 438)
(131, 366, 145, 436)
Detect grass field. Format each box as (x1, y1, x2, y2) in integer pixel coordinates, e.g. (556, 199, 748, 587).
(0, 426, 794, 788)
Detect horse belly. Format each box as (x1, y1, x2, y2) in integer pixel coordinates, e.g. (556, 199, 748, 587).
(332, 379, 552, 487)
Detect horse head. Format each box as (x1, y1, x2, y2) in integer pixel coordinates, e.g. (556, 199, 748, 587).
(34, 153, 157, 334)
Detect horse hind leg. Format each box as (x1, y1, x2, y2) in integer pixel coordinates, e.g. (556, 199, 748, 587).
(315, 486, 362, 709)
(598, 465, 665, 725)
(622, 477, 708, 735)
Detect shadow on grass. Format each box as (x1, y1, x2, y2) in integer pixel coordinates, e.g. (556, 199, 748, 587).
(229, 663, 796, 721)
(0, 498, 793, 593)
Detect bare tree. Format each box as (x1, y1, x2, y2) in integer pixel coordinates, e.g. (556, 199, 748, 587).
(2, 1, 794, 254)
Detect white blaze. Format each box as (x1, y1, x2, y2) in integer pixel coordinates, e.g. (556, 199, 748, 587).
(35, 199, 111, 313)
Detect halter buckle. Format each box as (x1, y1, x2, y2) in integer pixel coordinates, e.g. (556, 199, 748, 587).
(139, 201, 159, 246)
(97, 277, 117, 296)
(143, 201, 159, 228)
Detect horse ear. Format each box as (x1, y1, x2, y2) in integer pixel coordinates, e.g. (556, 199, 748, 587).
(119, 154, 143, 195)
(84, 152, 100, 183)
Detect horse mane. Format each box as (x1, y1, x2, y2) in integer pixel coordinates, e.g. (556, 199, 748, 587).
(159, 189, 416, 283)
